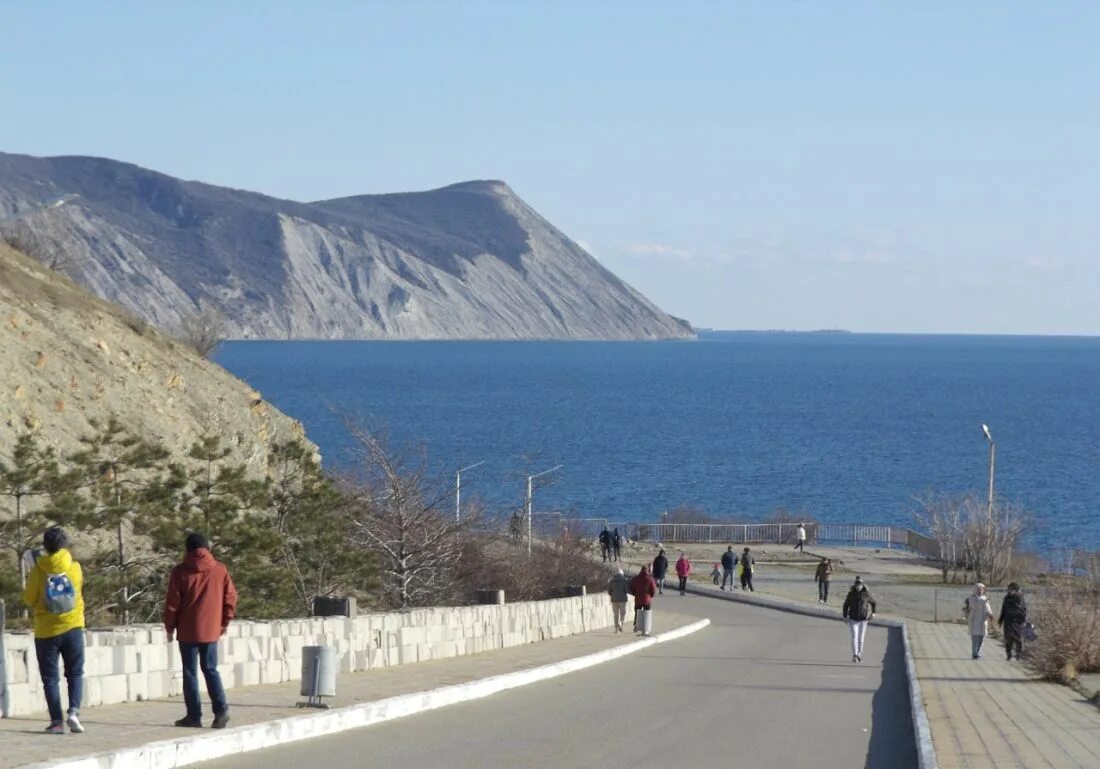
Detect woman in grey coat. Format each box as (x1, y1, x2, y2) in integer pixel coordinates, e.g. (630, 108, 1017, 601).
(963, 583, 995, 659)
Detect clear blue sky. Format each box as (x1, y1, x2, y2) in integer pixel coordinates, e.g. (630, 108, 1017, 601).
(2, 1, 1097, 334)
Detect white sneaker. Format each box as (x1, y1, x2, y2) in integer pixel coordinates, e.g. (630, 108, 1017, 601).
(66, 713, 84, 734)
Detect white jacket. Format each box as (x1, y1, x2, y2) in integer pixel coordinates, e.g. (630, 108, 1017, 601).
(964, 594, 994, 636)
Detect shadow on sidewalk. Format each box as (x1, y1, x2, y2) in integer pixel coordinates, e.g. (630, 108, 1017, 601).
(864, 627, 918, 769)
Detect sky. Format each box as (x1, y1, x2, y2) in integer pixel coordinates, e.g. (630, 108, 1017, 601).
(1, 1, 1098, 335)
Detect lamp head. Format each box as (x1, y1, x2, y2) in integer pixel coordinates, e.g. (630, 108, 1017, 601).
(981, 424, 993, 443)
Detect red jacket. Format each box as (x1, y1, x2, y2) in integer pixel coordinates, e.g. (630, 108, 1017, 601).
(164, 548, 238, 643)
(675, 556, 692, 578)
(629, 570, 657, 608)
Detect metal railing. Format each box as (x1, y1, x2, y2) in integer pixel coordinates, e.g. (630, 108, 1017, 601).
(623, 521, 941, 558)
(531, 513, 609, 541)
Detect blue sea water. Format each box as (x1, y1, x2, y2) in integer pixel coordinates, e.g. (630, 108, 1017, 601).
(214, 333, 1100, 550)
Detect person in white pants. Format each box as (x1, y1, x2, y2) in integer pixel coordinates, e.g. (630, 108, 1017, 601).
(842, 576, 877, 663)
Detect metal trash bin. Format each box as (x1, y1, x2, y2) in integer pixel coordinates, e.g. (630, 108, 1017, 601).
(298, 646, 337, 709)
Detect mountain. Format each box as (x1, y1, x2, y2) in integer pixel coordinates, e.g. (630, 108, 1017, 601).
(0, 240, 310, 470)
(0, 152, 694, 340)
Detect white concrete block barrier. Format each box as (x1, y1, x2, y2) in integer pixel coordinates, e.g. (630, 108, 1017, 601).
(19, 618, 710, 769)
(2, 593, 614, 718)
(686, 584, 937, 769)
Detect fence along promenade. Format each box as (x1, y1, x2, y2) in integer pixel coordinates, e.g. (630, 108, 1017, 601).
(531, 515, 941, 559)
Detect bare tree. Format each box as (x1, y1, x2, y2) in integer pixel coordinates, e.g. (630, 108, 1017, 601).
(343, 423, 470, 609)
(915, 491, 1028, 585)
(177, 305, 229, 358)
(2, 230, 75, 275)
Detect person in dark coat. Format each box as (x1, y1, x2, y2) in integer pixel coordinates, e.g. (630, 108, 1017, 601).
(720, 546, 737, 591)
(738, 547, 755, 591)
(814, 557, 834, 603)
(612, 527, 623, 561)
(998, 582, 1028, 661)
(598, 527, 611, 562)
(842, 576, 876, 663)
(651, 549, 669, 594)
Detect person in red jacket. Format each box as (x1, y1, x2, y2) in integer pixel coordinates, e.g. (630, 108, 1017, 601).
(164, 533, 238, 729)
(629, 565, 658, 636)
(675, 552, 692, 595)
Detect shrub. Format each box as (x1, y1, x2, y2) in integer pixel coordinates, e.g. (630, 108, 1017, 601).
(1028, 579, 1100, 681)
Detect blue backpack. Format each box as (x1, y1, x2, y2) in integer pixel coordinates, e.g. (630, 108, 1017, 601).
(44, 572, 77, 614)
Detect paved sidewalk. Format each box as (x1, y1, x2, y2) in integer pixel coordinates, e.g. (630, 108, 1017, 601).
(910, 621, 1100, 769)
(677, 559, 1100, 769)
(0, 612, 697, 769)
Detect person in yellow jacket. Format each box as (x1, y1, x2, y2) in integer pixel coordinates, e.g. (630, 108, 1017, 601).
(22, 526, 86, 735)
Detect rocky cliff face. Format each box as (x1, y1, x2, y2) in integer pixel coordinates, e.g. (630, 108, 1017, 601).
(0, 152, 694, 340)
(0, 242, 309, 470)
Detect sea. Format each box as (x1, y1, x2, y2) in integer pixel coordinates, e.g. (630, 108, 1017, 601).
(214, 332, 1100, 551)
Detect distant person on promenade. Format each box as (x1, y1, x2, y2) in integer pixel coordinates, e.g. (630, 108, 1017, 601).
(612, 527, 623, 561)
(710, 562, 721, 585)
(815, 557, 834, 603)
(794, 522, 807, 552)
(607, 567, 630, 633)
(629, 564, 657, 636)
(998, 582, 1029, 661)
(675, 552, 692, 595)
(23, 526, 85, 734)
(842, 576, 876, 663)
(738, 547, 755, 591)
(720, 546, 737, 590)
(164, 532, 238, 729)
(599, 527, 612, 562)
(963, 583, 995, 660)
(652, 549, 669, 594)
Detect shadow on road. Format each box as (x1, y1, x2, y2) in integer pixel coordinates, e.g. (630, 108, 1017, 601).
(865, 627, 918, 769)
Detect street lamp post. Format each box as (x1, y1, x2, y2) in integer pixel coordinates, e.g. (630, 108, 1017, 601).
(981, 424, 995, 517)
(455, 461, 486, 522)
(526, 465, 563, 555)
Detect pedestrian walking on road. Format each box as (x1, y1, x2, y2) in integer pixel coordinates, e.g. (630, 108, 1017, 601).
(608, 568, 630, 633)
(963, 583, 995, 659)
(675, 552, 692, 595)
(738, 547, 755, 591)
(629, 565, 658, 636)
(652, 549, 669, 594)
(599, 527, 612, 562)
(720, 546, 737, 590)
(164, 532, 238, 729)
(998, 582, 1028, 661)
(794, 522, 807, 553)
(842, 576, 876, 663)
(23, 526, 86, 735)
(612, 527, 623, 561)
(814, 557, 833, 603)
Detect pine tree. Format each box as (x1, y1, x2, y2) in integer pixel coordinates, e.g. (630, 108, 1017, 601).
(0, 434, 62, 610)
(67, 416, 180, 624)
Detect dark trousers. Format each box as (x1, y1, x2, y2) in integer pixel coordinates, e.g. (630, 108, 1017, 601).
(819, 580, 830, 602)
(678, 576, 688, 594)
(740, 572, 754, 591)
(794, 539, 805, 552)
(179, 641, 228, 720)
(1004, 624, 1024, 659)
(35, 627, 85, 723)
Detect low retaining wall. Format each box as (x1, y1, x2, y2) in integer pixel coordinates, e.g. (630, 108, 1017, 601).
(1, 594, 611, 718)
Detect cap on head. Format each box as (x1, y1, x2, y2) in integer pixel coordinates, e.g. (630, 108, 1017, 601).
(615, 567, 624, 576)
(854, 575, 863, 584)
(43, 526, 69, 554)
(185, 532, 210, 552)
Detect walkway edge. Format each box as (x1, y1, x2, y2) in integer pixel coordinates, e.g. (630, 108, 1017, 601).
(685, 585, 936, 769)
(21, 618, 711, 769)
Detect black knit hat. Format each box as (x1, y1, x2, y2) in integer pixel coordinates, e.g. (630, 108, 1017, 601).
(185, 532, 210, 552)
(43, 526, 69, 554)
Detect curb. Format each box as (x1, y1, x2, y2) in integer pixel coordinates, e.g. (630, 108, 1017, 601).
(22, 618, 710, 769)
(685, 584, 937, 769)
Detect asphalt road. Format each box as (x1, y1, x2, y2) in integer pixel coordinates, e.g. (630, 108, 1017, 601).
(199, 596, 917, 769)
